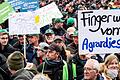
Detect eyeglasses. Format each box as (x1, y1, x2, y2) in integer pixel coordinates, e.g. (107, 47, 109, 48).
(84, 67, 96, 71)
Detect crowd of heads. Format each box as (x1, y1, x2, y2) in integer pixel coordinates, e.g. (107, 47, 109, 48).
(0, 0, 120, 80)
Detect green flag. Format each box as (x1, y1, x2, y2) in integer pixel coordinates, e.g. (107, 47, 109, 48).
(0, 2, 14, 24)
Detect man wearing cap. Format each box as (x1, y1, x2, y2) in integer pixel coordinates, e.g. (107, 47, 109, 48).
(51, 18, 66, 36)
(36, 42, 49, 65)
(44, 29, 55, 44)
(37, 43, 72, 80)
(26, 34, 40, 65)
(66, 30, 78, 55)
(53, 36, 67, 61)
(63, 27, 76, 45)
(67, 17, 75, 28)
(0, 29, 16, 58)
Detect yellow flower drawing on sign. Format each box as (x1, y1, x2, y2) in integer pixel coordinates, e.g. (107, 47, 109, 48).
(35, 15, 39, 24)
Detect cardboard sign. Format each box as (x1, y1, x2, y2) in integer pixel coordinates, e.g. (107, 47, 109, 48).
(9, 12, 40, 35)
(35, 2, 63, 28)
(0, 2, 14, 24)
(9, 2, 62, 35)
(78, 10, 120, 54)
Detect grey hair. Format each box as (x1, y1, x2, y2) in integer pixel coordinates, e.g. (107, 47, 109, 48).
(86, 59, 100, 71)
(92, 59, 100, 71)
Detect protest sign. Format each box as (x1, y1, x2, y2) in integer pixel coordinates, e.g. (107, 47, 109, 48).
(35, 2, 63, 28)
(9, 12, 40, 35)
(20, 0, 39, 12)
(7, 0, 23, 11)
(78, 10, 120, 54)
(9, 2, 62, 35)
(0, 2, 14, 24)
(7, 0, 39, 12)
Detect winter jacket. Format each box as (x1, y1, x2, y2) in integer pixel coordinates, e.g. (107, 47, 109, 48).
(11, 69, 34, 80)
(37, 58, 72, 80)
(1, 44, 16, 58)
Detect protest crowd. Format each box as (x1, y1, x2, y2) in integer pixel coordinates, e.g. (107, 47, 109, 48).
(0, 0, 120, 80)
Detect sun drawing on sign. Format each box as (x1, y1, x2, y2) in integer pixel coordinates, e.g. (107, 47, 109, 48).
(35, 15, 40, 24)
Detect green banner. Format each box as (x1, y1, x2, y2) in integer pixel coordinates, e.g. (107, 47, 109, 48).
(0, 2, 14, 24)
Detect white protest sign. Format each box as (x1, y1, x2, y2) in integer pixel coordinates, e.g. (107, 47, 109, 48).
(35, 2, 63, 28)
(78, 10, 120, 54)
(9, 12, 40, 35)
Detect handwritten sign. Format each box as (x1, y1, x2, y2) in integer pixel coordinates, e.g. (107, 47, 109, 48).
(78, 10, 120, 54)
(7, 0, 24, 10)
(7, 0, 39, 12)
(0, 2, 14, 24)
(35, 2, 63, 28)
(9, 2, 62, 35)
(9, 12, 40, 35)
(20, 0, 39, 12)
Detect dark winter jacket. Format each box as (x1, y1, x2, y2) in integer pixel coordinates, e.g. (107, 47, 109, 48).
(1, 44, 16, 58)
(69, 54, 87, 80)
(82, 74, 104, 80)
(37, 58, 72, 80)
(66, 42, 78, 54)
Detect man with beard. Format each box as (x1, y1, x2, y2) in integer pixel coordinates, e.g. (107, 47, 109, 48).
(37, 43, 72, 80)
(66, 30, 78, 55)
(26, 34, 40, 65)
(44, 29, 55, 44)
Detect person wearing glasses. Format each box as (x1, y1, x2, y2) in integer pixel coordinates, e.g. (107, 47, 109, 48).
(83, 59, 104, 80)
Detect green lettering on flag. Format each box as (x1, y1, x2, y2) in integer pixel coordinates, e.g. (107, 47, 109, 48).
(0, 2, 14, 24)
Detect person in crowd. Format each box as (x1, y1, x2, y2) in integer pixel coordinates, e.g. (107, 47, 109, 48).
(7, 51, 34, 80)
(51, 18, 66, 36)
(0, 29, 16, 58)
(83, 59, 104, 80)
(53, 36, 67, 61)
(32, 73, 51, 80)
(100, 54, 119, 80)
(66, 17, 75, 28)
(44, 29, 55, 44)
(11, 35, 25, 51)
(0, 53, 11, 80)
(37, 43, 72, 80)
(69, 53, 87, 80)
(36, 42, 49, 65)
(66, 30, 78, 55)
(63, 27, 76, 45)
(26, 34, 40, 65)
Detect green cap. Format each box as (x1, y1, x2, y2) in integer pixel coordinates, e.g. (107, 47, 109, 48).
(0, 29, 8, 33)
(67, 17, 75, 26)
(45, 29, 54, 34)
(54, 18, 64, 23)
(72, 30, 78, 36)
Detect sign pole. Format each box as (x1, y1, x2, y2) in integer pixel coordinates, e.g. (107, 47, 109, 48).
(23, 35, 26, 59)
